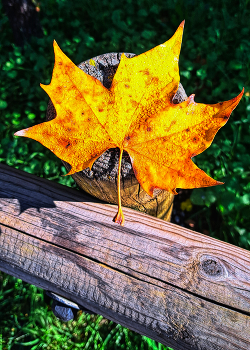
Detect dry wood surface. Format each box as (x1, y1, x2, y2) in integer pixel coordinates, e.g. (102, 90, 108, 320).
(0, 162, 250, 350)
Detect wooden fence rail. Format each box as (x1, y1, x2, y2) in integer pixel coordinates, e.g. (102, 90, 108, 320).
(0, 162, 250, 350)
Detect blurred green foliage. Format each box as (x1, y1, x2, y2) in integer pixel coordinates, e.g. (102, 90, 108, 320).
(0, 0, 250, 348)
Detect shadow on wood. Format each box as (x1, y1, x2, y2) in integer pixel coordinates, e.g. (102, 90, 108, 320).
(0, 162, 250, 350)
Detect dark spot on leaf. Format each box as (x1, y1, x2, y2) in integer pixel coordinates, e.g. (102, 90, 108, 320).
(125, 84, 130, 88)
(219, 102, 223, 105)
(66, 142, 70, 149)
(125, 135, 131, 141)
(147, 127, 152, 132)
(140, 68, 150, 75)
(88, 118, 91, 121)
(68, 110, 74, 118)
(193, 137, 198, 143)
(151, 77, 159, 84)
(186, 128, 190, 132)
(149, 186, 154, 195)
(223, 115, 229, 120)
(82, 112, 85, 115)
(98, 108, 104, 112)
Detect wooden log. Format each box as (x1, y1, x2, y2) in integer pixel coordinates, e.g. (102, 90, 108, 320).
(0, 162, 250, 350)
(46, 52, 188, 222)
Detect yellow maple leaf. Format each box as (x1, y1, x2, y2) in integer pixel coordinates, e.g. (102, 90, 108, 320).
(14, 21, 243, 225)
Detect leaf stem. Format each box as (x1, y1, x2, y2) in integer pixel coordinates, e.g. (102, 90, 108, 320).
(113, 148, 125, 226)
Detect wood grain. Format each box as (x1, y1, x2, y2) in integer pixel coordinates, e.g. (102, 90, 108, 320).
(0, 162, 250, 350)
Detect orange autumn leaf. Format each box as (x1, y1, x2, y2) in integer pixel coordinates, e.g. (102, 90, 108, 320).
(14, 21, 243, 226)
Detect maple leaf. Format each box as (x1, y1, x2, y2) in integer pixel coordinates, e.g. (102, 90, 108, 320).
(14, 21, 243, 226)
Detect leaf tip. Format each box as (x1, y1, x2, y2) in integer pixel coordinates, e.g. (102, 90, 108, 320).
(234, 87, 244, 104)
(64, 167, 77, 176)
(227, 87, 244, 112)
(40, 83, 46, 91)
(239, 87, 244, 99)
(187, 94, 195, 104)
(216, 181, 224, 186)
(120, 52, 129, 63)
(167, 20, 185, 59)
(179, 20, 185, 29)
(53, 40, 64, 59)
(14, 129, 26, 137)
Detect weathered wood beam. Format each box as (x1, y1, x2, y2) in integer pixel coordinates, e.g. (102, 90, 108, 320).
(0, 162, 250, 350)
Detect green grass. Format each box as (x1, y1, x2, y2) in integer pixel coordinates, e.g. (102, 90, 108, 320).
(0, 271, 172, 350)
(0, 0, 250, 348)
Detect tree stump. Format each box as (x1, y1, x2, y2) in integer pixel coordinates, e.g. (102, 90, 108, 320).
(46, 52, 188, 221)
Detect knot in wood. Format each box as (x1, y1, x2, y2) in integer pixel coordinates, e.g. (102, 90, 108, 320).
(201, 258, 223, 277)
